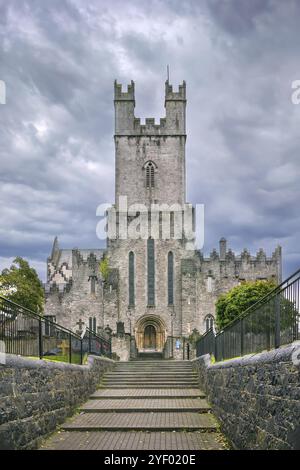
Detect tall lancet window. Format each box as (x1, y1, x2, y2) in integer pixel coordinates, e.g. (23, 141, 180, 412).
(168, 251, 174, 305)
(128, 251, 135, 306)
(147, 238, 155, 306)
(145, 161, 155, 188)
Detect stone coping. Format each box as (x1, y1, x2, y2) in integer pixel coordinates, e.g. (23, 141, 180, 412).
(192, 341, 300, 369)
(1, 353, 115, 371)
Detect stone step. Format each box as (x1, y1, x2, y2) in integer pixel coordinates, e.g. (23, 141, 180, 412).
(62, 412, 218, 432)
(103, 377, 198, 382)
(118, 362, 193, 365)
(42, 431, 226, 450)
(106, 372, 197, 376)
(118, 362, 192, 366)
(117, 361, 191, 365)
(113, 369, 194, 373)
(105, 372, 196, 376)
(134, 353, 164, 360)
(105, 376, 197, 380)
(113, 365, 194, 369)
(115, 370, 194, 373)
(100, 384, 199, 389)
(90, 388, 206, 399)
(115, 366, 193, 370)
(80, 398, 210, 413)
(102, 382, 200, 388)
(103, 377, 199, 382)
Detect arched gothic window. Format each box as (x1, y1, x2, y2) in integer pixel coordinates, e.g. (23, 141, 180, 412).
(204, 314, 215, 332)
(145, 161, 155, 188)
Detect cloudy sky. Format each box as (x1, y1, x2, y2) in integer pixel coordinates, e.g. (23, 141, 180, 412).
(0, 0, 299, 281)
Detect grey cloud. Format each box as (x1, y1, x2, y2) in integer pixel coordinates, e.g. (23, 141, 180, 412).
(205, 0, 274, 35)
(0, 0, 299, 281)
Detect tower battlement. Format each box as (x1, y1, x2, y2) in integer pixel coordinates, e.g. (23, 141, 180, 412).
(165, 80, 186, 102)
(114, 80, 186, 135)
(114, 80, 135, 102)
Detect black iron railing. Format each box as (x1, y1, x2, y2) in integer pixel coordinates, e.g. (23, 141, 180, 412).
(0, 296, 111, 364)
(196, 328, 215, 358)
(82, 327, 111, 360)
(196, 268, 300, 362)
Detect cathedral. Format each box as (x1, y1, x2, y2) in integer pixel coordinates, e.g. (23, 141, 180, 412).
(44, 80, 282, 360)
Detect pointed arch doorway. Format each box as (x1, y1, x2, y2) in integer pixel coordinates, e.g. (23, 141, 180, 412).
(135, 315, 166, 352)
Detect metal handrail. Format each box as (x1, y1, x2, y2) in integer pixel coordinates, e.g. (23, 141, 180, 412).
(0, 296, 112, 363)
(0, 295, 81, 339)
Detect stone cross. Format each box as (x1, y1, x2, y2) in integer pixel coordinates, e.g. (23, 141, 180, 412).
(76, 318, 84, 332)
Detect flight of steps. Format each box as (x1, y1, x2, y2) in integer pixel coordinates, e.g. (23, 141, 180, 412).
(42, 361, 227, 450)
(133, 351, 164, 361)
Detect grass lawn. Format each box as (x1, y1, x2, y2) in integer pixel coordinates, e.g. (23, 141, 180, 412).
(27, 353, 88, 365)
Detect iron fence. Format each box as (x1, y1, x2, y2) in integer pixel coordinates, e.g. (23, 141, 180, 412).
(196, 268, 300, 362)
(0, 296, 111, 364)
(82, 327, 111, 359)
(196, 328, 215, 358)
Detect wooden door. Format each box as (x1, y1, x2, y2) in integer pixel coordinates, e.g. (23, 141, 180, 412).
(144, 325, 156, 349)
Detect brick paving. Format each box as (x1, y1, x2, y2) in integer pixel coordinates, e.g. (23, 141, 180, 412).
(62, 411, 218, 431)
(91, 388, 205, 398)
(41, 360, 228, 450)
(42, 431, 224, 450)
(81, 398, 210, 411)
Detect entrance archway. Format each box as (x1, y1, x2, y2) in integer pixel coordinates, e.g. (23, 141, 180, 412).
(144, 325, 156, 349)
(135, 315, 166, 352)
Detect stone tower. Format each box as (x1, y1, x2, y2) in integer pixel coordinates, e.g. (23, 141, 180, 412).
(114, 80, 187, 207)
(108, 80, 190, 356)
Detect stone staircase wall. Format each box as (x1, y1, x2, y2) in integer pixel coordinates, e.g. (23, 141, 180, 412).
(0, 354, 115, 449)
(192, 342, 300, 450)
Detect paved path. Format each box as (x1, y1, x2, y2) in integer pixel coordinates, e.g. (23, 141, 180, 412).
(41, 360, 228, 450)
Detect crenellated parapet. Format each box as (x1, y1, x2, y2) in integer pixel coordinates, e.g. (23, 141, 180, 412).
(240, 248, 251, 262)
(199, 238, 281, 282)
(47, 261, 72, 284)
(45, 237, 106, 302)
(165, 80, 186, 102)
(210, 249, 219, 261)
(226, 249, 235, 262)
(114, 79, 186, 136)
(44, 279, 73, 296)
(256, 248, 266, 262)
(132, 117, 168, 135)
(114, 80, 135, 102)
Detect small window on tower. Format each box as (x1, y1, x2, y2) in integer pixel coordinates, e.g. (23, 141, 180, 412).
(145, 161, 155, 188)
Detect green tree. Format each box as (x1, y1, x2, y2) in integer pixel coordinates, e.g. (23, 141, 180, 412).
(216, 279, 277, 330)
(0, 257, 44, 313)
(99, 257, 110, 283)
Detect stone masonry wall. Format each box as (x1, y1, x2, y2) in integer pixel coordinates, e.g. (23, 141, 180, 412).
(0, 354, 115, 450)
(192, 343, 300, 450)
